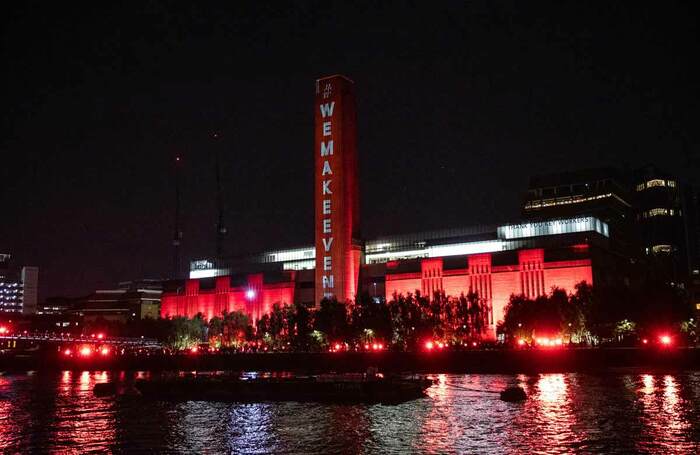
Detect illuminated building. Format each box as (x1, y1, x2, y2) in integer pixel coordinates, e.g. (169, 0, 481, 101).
(161, 216, 606, 338)
(522, 167, 635, 257)
(0, 253, 38, 315)
(161, 76, 630, 338)
(635, 165, 697, 283)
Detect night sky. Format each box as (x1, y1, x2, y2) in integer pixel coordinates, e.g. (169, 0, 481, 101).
(2, 1, 698, 299)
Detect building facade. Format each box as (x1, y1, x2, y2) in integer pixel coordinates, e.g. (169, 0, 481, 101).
(0, 254, 38, 315)
(161, 75, 687, 338)
(161, 217, 606, 338)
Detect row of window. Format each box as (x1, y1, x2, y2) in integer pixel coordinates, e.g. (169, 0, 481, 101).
(636, 179, 676, 191)
(640, 208, 681, 218)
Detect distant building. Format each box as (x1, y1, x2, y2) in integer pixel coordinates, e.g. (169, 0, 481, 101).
(634, 165, 698, 284)
(72, 279, 163, 323)
(521, 167, 636, 256)
(0, 254, 39, 315)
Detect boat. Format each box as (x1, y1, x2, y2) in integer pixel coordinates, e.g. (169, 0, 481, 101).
(130, 372, 434, 404)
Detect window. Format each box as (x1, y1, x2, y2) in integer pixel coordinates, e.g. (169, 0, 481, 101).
(637, 179, 677, 191)
(651, 244, 673, 254)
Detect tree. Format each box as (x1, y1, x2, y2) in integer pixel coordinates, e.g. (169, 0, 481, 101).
(221, 310, 253, 347)
(167, 315, 206, 349)
(314, 297, 350, 343)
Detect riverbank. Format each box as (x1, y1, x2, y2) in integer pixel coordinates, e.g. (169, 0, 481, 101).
(1, 347, 699, 373)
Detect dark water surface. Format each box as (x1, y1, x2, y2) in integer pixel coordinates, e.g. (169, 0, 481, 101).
(1, 370, 700, 454)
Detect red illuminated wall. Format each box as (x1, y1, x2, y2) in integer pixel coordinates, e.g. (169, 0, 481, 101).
(314, 75, 360, 306)
(160, 273, 295, 324)
(384, 248, 594, 339)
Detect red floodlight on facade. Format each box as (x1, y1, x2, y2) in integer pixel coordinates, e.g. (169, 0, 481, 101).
(0, 326, 8, 334)
(659, 335, 672, 346)
(425, 341, 434, 350)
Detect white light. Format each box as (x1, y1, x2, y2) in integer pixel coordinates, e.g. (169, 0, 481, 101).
(246, 289, 256, 300)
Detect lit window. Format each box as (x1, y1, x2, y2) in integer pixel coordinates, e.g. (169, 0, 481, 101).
(651, 244, 673, 254)
(643, 208, 670, 218)
(637, 179, 676, 191)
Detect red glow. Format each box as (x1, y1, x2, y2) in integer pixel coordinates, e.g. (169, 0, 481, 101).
(334, 343, 342, 351)
(97, 333, 104, 340)
(63, 348, 72, 356)
(79, 346, 92, 357)
(437, 342, 444, 349)
(371, 342, 384, 351)
(425, 341, 434, 350)
(660, 335, 672, 345)
(190, 346, 198, 354)
(472, 341, 478, 347)
(0, 326, 7, 334)
(517, 339, 526, 346)
(642, 338, 648, 345)
(100, 347, 110, 356)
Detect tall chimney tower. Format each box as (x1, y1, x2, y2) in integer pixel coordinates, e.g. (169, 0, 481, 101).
(314, 75, 361, 306)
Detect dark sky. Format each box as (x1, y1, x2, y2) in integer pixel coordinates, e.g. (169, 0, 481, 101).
(2, 1, 698, 299)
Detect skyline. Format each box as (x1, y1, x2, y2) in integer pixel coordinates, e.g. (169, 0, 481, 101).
(2, 2, 699, 299)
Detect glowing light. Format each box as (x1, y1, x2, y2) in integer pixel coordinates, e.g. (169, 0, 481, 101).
(63, 348, 72, 356)
(0, 326, 7, 334)
(190, 346, 198, 354)
(642, 338, 648, 344)
(517, 339, 526, 346)
(425, 341, 434, 350)
(79, 347, 92, 357)
(660, 335, 672, 345)
(334, 343, 342, 351)
(245, 289, 256, 300)
(97, 333, 104, 340)
(100, 347, 110, 356)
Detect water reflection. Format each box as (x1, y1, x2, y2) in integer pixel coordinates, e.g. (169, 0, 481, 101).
(635, 374, 695, 453)
(0, 371, 699, 453)
(52, 371, 117, 453)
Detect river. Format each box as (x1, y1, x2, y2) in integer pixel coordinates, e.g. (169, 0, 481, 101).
(1, 370, 699, 453)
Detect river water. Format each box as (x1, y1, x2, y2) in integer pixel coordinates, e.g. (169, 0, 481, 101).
(1, 370, 699, 454)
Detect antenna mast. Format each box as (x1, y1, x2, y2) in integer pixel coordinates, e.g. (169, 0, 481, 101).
(214, 132, 227, 259)
(173, 155, 183, 277)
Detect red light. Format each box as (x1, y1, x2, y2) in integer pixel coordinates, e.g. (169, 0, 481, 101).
(79, 347, 92, 356)
(472, 341, 477, 347)
(100, 347, 110, 356)
(63, 348, 72, 356)
(425, 341, 434, 350)
(437, 342, 444, 349)
(642, 339, 648, 344)
(517, 339, 525, 346)
(334, 343, 342, 351)
(190, 346, 198, 354)
(91, 333, 95, 338)
(364, 344, 370, 350)
(660, 335, 672, 345)
(372, 343, 378, 350)
(0, 326, 7, 334)
(377, 343, 384, 350)
(97, 333, 104, 340)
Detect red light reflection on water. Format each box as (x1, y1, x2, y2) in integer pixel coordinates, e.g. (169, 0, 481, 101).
(508, 374, 586, 450)
(52, 371, 116, 452)
(636, 374, 693, 453)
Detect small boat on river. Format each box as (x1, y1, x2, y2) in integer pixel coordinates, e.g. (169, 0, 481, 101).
(130, 372, 433, 404)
